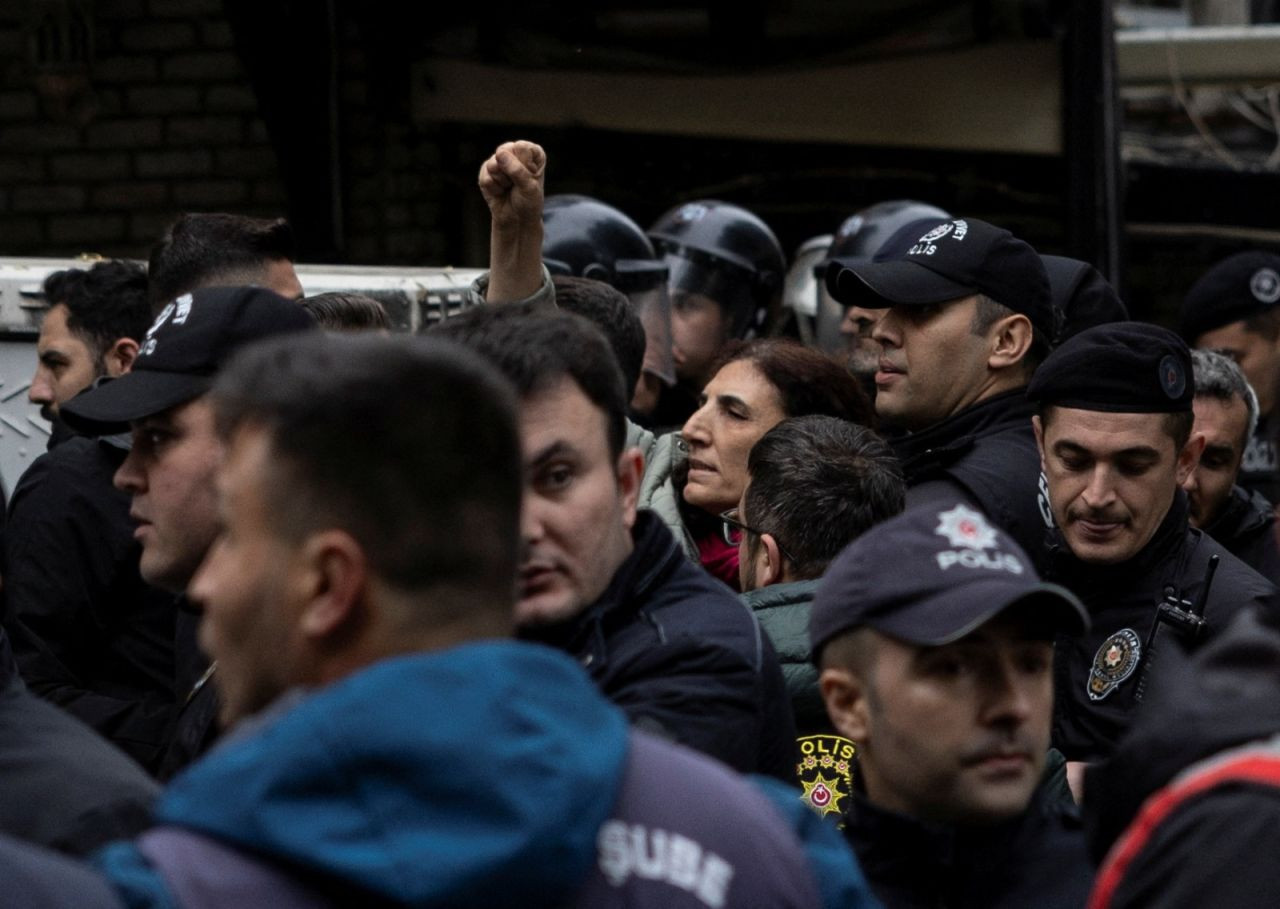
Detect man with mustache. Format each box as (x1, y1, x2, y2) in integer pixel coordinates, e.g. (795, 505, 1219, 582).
(824, 216, 1056, 563)
(1028, 322, 1278, 776)
(812, 502, 1094, 908)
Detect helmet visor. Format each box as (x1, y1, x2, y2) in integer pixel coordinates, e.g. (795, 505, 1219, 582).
(664, 253, 762, 339)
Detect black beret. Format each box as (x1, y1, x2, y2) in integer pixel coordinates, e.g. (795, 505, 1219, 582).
(1041, 255, 1128, 346)
(1179, 251, 1280, 342)
(1026, 321, 1193, 414)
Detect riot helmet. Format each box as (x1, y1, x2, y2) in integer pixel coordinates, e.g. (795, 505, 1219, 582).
(649, 200, 785, 337)
(782, 235, 833, 346)
(542, 194, 674, 386)
(814, 200, 952, 356)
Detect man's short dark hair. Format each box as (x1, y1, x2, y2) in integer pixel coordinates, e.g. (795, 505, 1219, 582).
(211, 334, 522, 601)
(42, 260, 151, 357)
(971, 293, 1050, 377)
(301, 292, 390, 333)
(714, 339, 874, 426)
(744, 416, 905, 580)
(148, 213, 296, 313)
(430, 302, 628, 458)
(1037, 403, 1195, 451)
(552, 275, 645, 396)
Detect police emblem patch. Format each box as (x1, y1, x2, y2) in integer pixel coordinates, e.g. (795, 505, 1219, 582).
(1251, 267, 1280, 305)
(1088, 628, 1142, 702)
(935, 504, 998, 550)
(796, 734, 855, 823)
(1158, 354, 1186, 400)
(917, 222, 954, 244)
(676, 203, 708, 223)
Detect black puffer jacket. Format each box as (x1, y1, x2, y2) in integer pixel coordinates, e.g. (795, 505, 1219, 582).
(1085, 606, 1280, 908)
(1203, 483, 1280, 585)
(520, 510, 797, 781)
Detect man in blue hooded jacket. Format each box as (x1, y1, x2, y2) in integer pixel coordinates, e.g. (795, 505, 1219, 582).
(1, 332, 875, 909)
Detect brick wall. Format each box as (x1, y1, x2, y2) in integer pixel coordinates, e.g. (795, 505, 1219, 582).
(0, 1, 457, 266)
(0, 0, 287, 258)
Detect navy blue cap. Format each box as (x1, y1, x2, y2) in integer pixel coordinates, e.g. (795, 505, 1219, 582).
(824, 216, 1054, 339)
(61, 286, 316, 435)
(1180, 251, 1280, 342)
(1026, 321, 1193, 415)
(810, 502, 1088, 654)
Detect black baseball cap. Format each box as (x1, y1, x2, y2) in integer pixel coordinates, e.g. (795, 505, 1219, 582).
(810, 502, 1087, 655)
(1042, 255, 1128, 346)
(824, 216, 1054, 339)
(1179, 251, 1280, 342)
(61, 286, 316, 436)
(1026, 321, 1193, 415)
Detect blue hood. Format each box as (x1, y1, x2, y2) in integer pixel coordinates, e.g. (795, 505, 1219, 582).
(154, 642, 630, 907)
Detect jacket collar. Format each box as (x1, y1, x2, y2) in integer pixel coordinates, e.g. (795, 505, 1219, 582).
(1205, 484, 1273, 542)
(741, 578, 820, 611)
(892, 388, 1033, 477)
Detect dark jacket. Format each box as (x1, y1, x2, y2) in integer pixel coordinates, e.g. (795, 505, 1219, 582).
(1046, 491, 1279, 761)
(1239, 412, 1280, 505)
(1203, 483, 1280, 585)
(1, 436, 177, 770)
(893, 390, 1052, 566)
(1085, 606, 1280, 908)
(0, 629, 159, 857)
(153, 606, 219, 783)
(843, 772, 1093, 909)
(521, 510, 798, 781)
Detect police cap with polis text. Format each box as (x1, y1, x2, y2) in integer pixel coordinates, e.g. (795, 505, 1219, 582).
(809, 502, 1087, 655)
(1026, 321, 1193, 415)
(60, 285, 316, 436)
(1179, 251, 1280, 343)
(824, 216, 1054, 339)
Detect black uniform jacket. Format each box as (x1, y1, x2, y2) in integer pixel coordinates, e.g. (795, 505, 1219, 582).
(0, 629, 158, 856)
(1203, 483, 1280, 585)
(520, 510, 797, 781)
(1046, 491, 1279, 761)
(1239, 413, 1280, 505)
(843, 772, 1093, 909)
(1085, 606, 1280, 908)
(1, 435, 177, 769)
(893, 389, 1052, 565)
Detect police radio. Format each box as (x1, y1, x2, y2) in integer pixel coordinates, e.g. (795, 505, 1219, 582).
(1132, 554, 1218, 705)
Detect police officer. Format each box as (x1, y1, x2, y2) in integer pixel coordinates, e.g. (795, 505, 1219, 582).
(1183, 349, 1280, 584)
(1027, 322, 1279, 767)
(813, 200, 950, 385)
(647, 200, 785, 427)
(824, 216, 1054, 562)
(811, 502, 1094, 909)
(1040, 254, 1128, 346)
(541, 194, 674, 418)
(1179, 251, 1280, 504)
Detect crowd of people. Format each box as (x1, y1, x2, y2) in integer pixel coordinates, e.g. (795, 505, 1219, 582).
(1, 137, 1279, 907)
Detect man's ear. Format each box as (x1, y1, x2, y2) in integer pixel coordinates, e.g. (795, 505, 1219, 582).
(102, 337, 140, 378)
(1032, 414, 1047, 472)
(295, 530, 368, 641)
(1177, 431, 1207, 485)
(756, 532, 786, 588)
(819, 667, 871, 744)
(616, 446, 644, 530)
(987, 313, 1034, 371)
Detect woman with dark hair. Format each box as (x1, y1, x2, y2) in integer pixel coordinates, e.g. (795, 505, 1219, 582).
(639, 338, 874, 590)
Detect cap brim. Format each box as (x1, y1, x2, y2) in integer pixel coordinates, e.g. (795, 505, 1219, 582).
(869, 580, 1089, 646)
(826, 258, 974, 309)
(60, 370, 212, 436)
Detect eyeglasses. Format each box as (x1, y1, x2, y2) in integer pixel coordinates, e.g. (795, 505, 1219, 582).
(719, 508, 796, 563)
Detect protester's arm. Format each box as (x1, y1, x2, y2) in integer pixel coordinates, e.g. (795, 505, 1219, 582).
(477, 140, 546, 303)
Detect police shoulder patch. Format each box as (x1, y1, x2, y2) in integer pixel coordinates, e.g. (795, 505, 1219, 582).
(1088, 628, 1142, 702)
(796, 734, 856, 823)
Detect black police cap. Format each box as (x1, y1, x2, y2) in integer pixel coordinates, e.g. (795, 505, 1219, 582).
(810, 502, 1087, 657)
(824, 217, 1054, 340)
(1026, 321, 1193, 414)
(1179, 251, 1280, 343)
